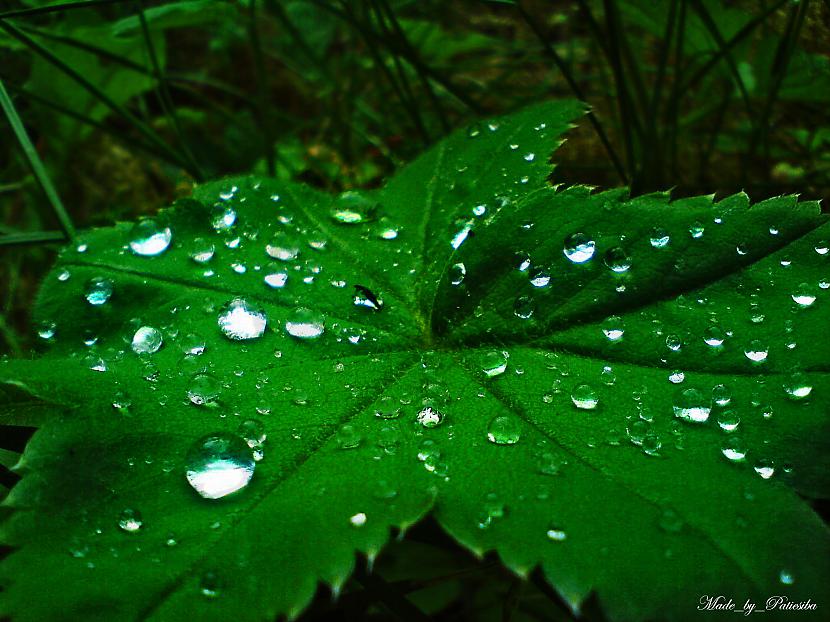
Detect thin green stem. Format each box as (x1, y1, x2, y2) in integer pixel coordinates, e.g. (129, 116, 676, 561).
(516, 0, 628, 185)
(135, 0, 203, 179)
(0, 0, 131, 20)
(0, 230, 68, 246)
(0, 80, 75, 243)
(0, 20, 194, 176)
(248, 0, 276, 176)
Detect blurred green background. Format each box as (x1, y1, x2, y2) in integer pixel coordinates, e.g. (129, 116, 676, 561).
(0, 3, 828, 616)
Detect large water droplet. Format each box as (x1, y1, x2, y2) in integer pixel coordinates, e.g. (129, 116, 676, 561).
(602, 315, 625, 341)
(791, 283, 817, 307)
(563, 233, 595, 263)
(84, 277, 113, 306)
(673, 388, 711, 423)
(130, 219, 172, 256)
(744, 340, 768, 363)
(131, 326, 163, 354)
(285, 307, 325, 339)
(218, 298, 267, 340)
(571, 384, 598, 410)
(186, 433, 255, 499)
(487, 415, 521, 445)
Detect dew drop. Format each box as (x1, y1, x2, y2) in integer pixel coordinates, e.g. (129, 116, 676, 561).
(563, 233, 595, 263)
(649, 228, 671, 248)
(189, 238, 215, 263)
(118, 508, 143, 533)
(481, 350, 508, 378)
(285, 307, 325, 339)
(791, 283, 817, 307)
(130, 219, 172, 256)
(513, 295, 534, 319)
(417, 406, 444, 428)
(487, 415, 521, 445)
(211, 203, 236, 231)
(721, 435, 747, 461)
(604, 247, 631, 273)
(186, 433, 255, 499)
(602, 315, 624, 341)
(449, 262, 466, 286)
(84, 277, 113, 306)
(131, 326, 163, 355)
(529, 266, 551, 287)
(350, 512, 367, 527)
(571, 384, 598, 410)
(545, 524, 567, 541)
(265, 233, 299, 261)
(218, 298, 267, 340)
(779, 570, 795, 585)
(754, 458, 775, 479)
(784, 372, 812, 400)
(744, 340, 768, 362)
(331, 191, 376, 224)
(673, 388, 711, 423)
(187, 373, 221, 406)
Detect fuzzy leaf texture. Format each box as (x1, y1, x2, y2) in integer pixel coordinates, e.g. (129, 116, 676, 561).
(1, 100, 829, 622)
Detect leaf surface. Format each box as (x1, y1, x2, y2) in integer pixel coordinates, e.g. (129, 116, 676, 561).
(1, 100, 829, 621)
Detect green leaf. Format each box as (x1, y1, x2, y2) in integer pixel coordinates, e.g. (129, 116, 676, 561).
(2, 100, 829, 621)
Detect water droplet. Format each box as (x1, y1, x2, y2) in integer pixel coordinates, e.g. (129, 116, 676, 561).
(529, 266, 551, 287)
(673, 388, 711, 423)
(689, 222, 705, 239)
(571, 384, 598, 410)
(744, 340, 768, 362)
(353, 285, 383, 310)
(650, 228, 670, 248)
(375, 396, 401, 419)
(791, 283, 816, 307)
(563, 233, 595, 263)
(487, 415, 521, 445)
(449, 263, 466, 286)
(665, 333, 683, 351)
(118, 508, 143, 533)
(188, 373, 221, 405)
(602, 315, 624, 341)
(211, 203, 236, 231)
(779, 569, 795, 585)
(200, 571, 221, 598)
(336, 424, 361, 449)
(264, 271, 288, 289)
(375, 217, 399, 240)
(712, 384, 731, 406)
(349, 512, 367, 527)
(658, 508, 683, 533)
(721, 435, 747, 461)
(130, 219, 172, 256)
(131, 326, 163, 355)
(37, 320, 56, 341)
(717, 410, 740, 432)
(84, 277, 113, 306)
(784, 372, 812, 400)
(189, 238, 215, 263)
(669, 370, 685, 384)
(265, 233, 299, 261)
(604, 247, 631, 273)
(545, 524, 567, 541)
(417, 406, 444, 428)
(481, 350, 508, 378)
(218, 298, 267, 340)
(513, 295, 534, 319)
(703, 325, 725, 347)
(815, 241, 829, 256)
(186, 433, 255, 499)
(285, 307, 325, 339)
(754, 458, 775, 479)
(331, 191, 376, 224)
(238, 419, 266, 451)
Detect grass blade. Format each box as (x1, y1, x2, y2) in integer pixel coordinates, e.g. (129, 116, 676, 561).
(0, 80, 75, 243)
(0, 0, 131, 20)
(516, 1, 628, 185)
(0, 230, 69, 246)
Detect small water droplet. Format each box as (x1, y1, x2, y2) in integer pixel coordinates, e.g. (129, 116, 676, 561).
(650, 228, 671, 248)
(717, 410, 740, 432)
(779, 569, 795, 585)
(784, 372, 812, 400)
(218, 298, 267, 340)
(331, 191, 376, 224)
(602, 315, 624, 341)
(265, 233, 299, 261)
(131, 326, 163, 355)
(604, 247, 631, 273)
(571, 384, 598, 410)
(791, 283, 817, 307)
(118, 508, 143, 533)
(721, 435, 747, 461)
(481, 350, 508, 378)
(744, 340, 768, 362)
(449, 263, 466, 286)
(189, 238, 215, 263)
(417, 406, 444, 428)
(349, 512, 367, 527)
(84, 277, 113, 306)
(673, 388, 711, 423)
(545, 524, 567, 541)
(285, 307, 325, 339)
(754, 458, 775, 479)
(186, 433, 255, 499)
(563, 233, 595, 263)
(513, 295, 534, 319)
(211, 203, 237, 231)
(487, 415, 521, 445)
(188, 373, 221, 405)
(130, 219, 172, 256)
